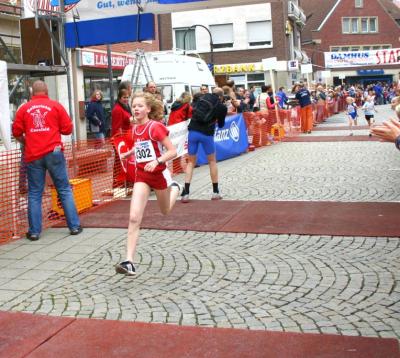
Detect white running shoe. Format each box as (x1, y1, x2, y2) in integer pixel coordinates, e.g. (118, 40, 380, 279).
(211, 192, 222, 200)
(181, 194, 190, 203)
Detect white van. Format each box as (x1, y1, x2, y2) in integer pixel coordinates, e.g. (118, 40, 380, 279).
(121, 51, 216, 109)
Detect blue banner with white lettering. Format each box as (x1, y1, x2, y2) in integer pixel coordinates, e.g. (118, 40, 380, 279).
(196, 114, 248, 165)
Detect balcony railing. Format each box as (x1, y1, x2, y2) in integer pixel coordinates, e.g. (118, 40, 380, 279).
(288, 0, 306, 26)
(0, 2, 22, 17)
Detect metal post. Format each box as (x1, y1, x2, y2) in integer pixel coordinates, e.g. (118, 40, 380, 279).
(59, 0, 77, 176)
(107, 45, 115, 109)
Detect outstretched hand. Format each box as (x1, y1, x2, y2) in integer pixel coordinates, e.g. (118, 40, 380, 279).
(370, 118, 400, 142)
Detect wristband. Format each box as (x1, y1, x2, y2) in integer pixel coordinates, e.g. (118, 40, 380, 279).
(156, 158, 163, 165)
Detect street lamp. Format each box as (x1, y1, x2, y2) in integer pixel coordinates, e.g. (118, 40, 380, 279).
(183, 24, 214, 75)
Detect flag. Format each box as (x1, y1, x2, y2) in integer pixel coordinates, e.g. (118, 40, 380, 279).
(158, 0, 206, 3)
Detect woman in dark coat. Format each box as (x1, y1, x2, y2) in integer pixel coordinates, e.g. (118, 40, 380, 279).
(86, 90, 106, 141)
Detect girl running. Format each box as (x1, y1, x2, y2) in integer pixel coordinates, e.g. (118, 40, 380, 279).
(115, 92, 181, 276)
(346, 96, 358, 136)
(362, 95, 377, 137)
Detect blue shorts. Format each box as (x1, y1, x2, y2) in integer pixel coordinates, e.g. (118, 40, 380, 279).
(348, 111, 357, 120)
(188, 130, 216, 156)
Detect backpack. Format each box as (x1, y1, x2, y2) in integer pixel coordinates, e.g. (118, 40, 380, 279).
(191, 93, 219, 124)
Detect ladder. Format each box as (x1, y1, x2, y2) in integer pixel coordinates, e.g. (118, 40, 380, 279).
(130, 49, 154, 91)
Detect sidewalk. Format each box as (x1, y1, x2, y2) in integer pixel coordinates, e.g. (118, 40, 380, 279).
(0, 105, 399, 357)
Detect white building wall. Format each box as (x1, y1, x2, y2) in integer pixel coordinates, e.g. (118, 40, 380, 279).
(171, 3, 272, 53)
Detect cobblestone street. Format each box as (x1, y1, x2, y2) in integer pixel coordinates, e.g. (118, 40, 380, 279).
(1, 105, 399, 343)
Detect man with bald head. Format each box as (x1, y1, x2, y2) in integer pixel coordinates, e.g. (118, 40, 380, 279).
(12, 80, 82, 241)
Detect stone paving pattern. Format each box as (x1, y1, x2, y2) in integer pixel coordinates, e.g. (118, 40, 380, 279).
(0, 105, 399, 340)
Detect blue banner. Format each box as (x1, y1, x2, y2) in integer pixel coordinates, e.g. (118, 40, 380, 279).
(64, 13, 155, 48)
(197, 114, 248, 165)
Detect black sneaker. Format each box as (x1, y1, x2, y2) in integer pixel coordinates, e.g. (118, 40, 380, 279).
(70, 227, 83, 235)
(115, 261, 136, 276)
(26, 232, 40, 241)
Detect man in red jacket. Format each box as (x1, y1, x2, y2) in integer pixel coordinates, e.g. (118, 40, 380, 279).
(12, 80, 82, 241)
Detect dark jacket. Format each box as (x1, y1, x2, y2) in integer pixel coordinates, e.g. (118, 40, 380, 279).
(188, 93, 227, 136)
(86, 100, 106, 133)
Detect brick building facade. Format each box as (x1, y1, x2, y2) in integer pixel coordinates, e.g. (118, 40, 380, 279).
(158, 1, 307, 89)
(301, 0, 400, 86)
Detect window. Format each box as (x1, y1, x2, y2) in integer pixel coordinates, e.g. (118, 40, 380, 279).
(174, 28, 196, 51)
(210, 23, 234, 49)
(355, 0, 363, 7)
(247, 21, 272, 47)
(369, 18, 377, 32)
(361, 18, 368, 33)
(342, 17, 378, 33)
(342, 18, 350, 33)
(351, 18, 359, 33)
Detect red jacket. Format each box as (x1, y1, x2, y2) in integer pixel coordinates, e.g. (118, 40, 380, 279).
(111, 101, 132, 136)
(12, 94, 73, 163)
(168, 102, 192, 126)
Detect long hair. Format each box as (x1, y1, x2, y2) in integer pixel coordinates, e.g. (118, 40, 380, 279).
(131, 92, 164, 121)
(91, 90, 103, 101)
(176, 91, 192, 104)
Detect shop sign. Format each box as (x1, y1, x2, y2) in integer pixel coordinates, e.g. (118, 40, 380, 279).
(79, 49, 135, 70)
(214, 63, 262, 74)
(288, 60, 299, 71)
(325, 48, 400, 68)
(356, 69, 384, 75)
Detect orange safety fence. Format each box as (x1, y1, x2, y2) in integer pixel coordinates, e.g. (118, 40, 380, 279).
(1, 103, 346, 244)
(243, 107, 301, 148)
(0, 138, 184, 245)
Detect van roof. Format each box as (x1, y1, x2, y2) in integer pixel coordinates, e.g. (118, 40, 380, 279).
(121, 51, 215, 87)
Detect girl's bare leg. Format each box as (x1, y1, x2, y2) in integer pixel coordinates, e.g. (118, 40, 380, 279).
(155, 184, 180, 215)
(126, 182, 151, 262)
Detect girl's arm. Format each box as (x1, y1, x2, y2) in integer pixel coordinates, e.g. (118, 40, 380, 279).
(144, 135, 177, 172)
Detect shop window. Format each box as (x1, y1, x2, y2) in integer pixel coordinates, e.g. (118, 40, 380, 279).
(247, 73, 265, 82)
(247, 21, 272, 47)
(174, 28, 196, 51)
(210, 24, 234, 49)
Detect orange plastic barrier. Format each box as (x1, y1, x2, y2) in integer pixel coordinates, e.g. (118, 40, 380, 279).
(0, 137, 185, 245)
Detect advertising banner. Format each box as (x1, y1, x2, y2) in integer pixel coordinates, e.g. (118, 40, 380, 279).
(0, 61, 11, 150)
(324, 48, 400, 68)
(167, 120, 188, 158)
(197, 114, 248, 165)
(79, 49, 135, 70)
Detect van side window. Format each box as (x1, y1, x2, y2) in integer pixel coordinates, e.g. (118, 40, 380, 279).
(191, 86, 201, 94)
(161, 85, 173, 103)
